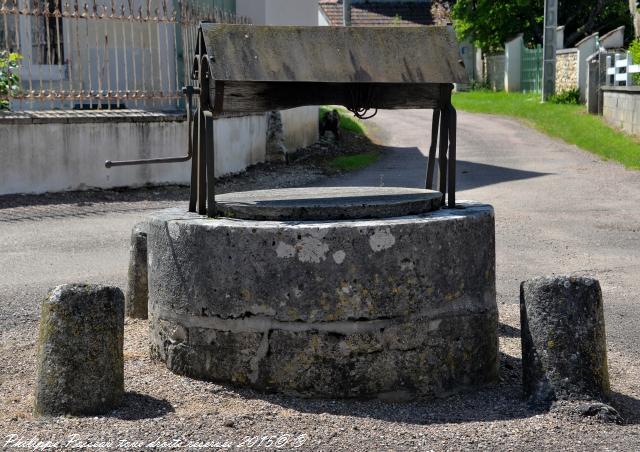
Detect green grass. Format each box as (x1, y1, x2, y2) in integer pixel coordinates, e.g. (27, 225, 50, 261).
(319, 106, 378, 171)
(453, 91, 640, 170)
(329, 152, 380, 171)
(320, 106, 367, 135)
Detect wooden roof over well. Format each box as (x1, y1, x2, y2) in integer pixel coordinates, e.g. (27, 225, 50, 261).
(199, 23, 468, 84)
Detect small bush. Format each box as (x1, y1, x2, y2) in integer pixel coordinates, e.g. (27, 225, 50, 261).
(628, 39, 640, 85)
(548, 88, 580, 105)
(320, 106, 366, 135)
(469, 79, 492, 92)
(0, 51, 21, 110)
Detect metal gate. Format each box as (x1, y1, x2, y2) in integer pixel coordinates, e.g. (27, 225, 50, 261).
(521, 44, 543, 92)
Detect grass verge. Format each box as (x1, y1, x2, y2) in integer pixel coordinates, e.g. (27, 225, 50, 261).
(329, 152, 380, 171)
(319, 106, 379, 171)
(453, 91, 640, 170)
(320, 106, 367, 135)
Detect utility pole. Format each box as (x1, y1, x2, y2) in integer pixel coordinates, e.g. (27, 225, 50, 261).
(542, 0, 558, 101)
(343, 0, 352, 26)
(631, 0, 640, 37)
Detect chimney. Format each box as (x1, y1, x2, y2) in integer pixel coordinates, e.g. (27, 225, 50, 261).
(343, 0, 352, 26)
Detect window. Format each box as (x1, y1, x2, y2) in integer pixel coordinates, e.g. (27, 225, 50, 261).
(30, 0, 64, 65)
(0, 6, 19, 53)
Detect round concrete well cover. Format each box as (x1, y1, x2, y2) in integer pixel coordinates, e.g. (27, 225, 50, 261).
(215, 186, 442, 221)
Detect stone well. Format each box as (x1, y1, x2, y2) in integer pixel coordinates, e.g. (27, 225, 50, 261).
(148, 187, 498, 399)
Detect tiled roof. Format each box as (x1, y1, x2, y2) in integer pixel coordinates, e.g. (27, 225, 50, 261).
(319, 1, 451, 27)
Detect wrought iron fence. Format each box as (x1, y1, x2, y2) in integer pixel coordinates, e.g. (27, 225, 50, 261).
(0, 0, 249, 111)
(521, 44, 543, 93)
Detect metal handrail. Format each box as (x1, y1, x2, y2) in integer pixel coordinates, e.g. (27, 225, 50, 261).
(104, 86, 199, 168)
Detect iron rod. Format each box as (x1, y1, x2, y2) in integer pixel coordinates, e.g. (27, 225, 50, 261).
(426, 108, 440, 190)
(447, 106, 457, 208)
(197, 107, 206, 215)
(205, 114, 216, 217)
(105, 86, 197, 167)
(189, 106, 198, 212)
(105, 156, 190, 167)
(438, 104, 449, 204)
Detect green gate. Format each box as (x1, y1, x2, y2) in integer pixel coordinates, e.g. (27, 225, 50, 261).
(521, 44, 543, 92)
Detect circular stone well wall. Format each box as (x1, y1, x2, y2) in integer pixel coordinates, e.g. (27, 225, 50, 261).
(148, 193, 498, 400)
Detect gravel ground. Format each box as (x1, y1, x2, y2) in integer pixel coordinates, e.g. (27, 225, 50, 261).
(2, 305, 639, 451)
(1, 118, 640, 451)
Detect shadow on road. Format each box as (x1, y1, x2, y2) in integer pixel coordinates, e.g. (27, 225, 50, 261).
(314, 146, 551, 191)
(0, 186, 190, 223)
(456, 160, 551, 191)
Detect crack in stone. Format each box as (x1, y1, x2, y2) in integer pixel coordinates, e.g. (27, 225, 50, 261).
(249, 330, 270, 383)
(157, 292, 497, 327)
(153, 307, 399, 334)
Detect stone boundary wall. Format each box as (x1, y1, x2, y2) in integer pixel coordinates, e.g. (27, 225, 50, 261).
(485, 54, 505, 91)
(602, 86, 640, 137)
(0, 108, 318, 195)
(556, 49, 579, 93)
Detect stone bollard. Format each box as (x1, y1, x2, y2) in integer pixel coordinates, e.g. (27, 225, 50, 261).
(520, 275, 610, 405)
(34, 284, 124, 416)
(266, 111, 288, 163)
(125, 222, 148, 319)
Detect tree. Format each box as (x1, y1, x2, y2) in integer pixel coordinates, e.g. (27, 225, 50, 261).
(452, 0, 634, 51)
(561, 0, 634, 46)
(452, 0, 543, 51)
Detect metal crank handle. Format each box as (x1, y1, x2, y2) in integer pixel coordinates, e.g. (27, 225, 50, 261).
(105, 86, 200, 168)
(105, 155, 192, 168)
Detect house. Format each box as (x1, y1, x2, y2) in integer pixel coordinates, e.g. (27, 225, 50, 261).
(237, 0, 318, 26)
(317, 1, 476, 82)
(318, 0, 451, 27)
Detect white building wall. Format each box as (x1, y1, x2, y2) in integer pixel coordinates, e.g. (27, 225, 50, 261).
(576, 33, 598, 102)
(600, 26, 625, 50)
(504, 35, 523, 92)
(214, 115, 268, 176)
(237, 0, 319, 154)
(236, 1, 266, 24)
(281, 107, 319, 150)
(265, 0, 319, 26)
(0, 116, 268, 195)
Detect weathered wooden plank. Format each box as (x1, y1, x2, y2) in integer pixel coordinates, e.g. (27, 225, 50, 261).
(212, 82, 443, 113)
(201, 24, 468, 85)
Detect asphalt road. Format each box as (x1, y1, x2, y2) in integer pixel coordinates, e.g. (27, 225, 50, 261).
(317, 109, 640, 360)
